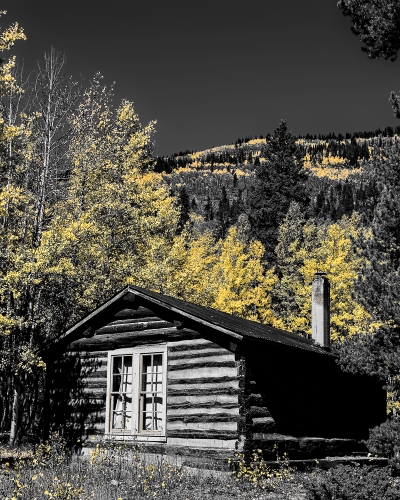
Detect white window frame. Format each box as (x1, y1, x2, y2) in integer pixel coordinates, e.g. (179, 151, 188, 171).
(105, 344, 167, 442)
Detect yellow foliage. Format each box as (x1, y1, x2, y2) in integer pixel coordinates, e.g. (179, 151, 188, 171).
(276, 212, 377, 341)
(307, 165, 362, 180)
(211, 227, 277, 324)
(143, 220, 279, 327)
(25, 76, 179, 328)
(0, 12, 26, 97)
(229, 449, 291, 490)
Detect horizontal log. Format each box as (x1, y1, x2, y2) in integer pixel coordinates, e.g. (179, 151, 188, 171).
(167, 338, 214, 349)
(52, 368, 106, 382)
(70, 398, 106, 405)
(167, 414, 240, 423)
(168, 348, 230, 360)
(167, 430, 238, 440)
(168, 354, 234, 367)
(69, 327, 186, 350)
(68, 351, 108, 359)
(168, 360, 236, 371)
(168, 401, 239, 411)
(167, 376, 238, 386)
(168, 394, 238, 405)
(82, 387, 106, 397)
(84, 439, 236, 455)
(168, 406, 239, 415)
(248, 394, 265, 406)
(86, 370, 107, 379)
(70, 411, 106, 421)
(56, 401, 105, 411)
(251, 417, 277, 433)
(108, 315, 160, 326)
(80, 358, 107, 367)
(249, 406, 271, 418)
(168, 367, 238, 380)
(168, 387, 240, 397)
(113, 307, 156, 319)
(96, 320, 174, 335)
(166, 438, 237, 451)
(168, 421, 237, 432)
(168, 381, 239, 392)
(81, 378, 107, 389)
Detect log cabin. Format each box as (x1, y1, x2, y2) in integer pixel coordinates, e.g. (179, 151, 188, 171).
(43, 273, 385, 467)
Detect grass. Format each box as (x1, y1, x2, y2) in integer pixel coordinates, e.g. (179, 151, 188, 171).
(0, 435, 305, 500)
(3, 435, 400, 499)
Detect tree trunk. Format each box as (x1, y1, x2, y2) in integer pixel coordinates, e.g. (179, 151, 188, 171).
(9, 379, 20, 446)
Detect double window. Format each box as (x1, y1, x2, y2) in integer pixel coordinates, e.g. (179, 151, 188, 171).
(106, 345, 167, 440)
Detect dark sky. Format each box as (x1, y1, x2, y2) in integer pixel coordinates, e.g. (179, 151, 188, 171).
(2, 1, 400, 156)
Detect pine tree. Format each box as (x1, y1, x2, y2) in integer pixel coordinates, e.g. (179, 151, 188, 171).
(248, 121, 308, 263)
(176, 185, 190, 234)
(204, 195, 214, 221)
(335, 146, 400, 406)
(216, 185, 231, 239)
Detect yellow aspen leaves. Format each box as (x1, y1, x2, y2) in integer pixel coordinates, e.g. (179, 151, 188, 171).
(275, 212, 378, 341)
(211, 226, 277, 324)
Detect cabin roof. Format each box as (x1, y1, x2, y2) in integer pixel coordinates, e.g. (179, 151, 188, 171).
(51, 285, 331, 356)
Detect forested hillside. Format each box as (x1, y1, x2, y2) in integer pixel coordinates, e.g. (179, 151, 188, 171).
(0, 9, 400, 449)
(155, 122, 400, 423)
(159, 125, 400, 237)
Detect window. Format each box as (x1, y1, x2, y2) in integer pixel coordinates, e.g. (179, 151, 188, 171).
(106, 345, 167, 440)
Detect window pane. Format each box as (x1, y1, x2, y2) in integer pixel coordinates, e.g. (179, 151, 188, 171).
(113, 357, 122, 375)
(154, 414, 163, 430)
(112, 357, 122, 392)
(139, 353, 164, 432)
(141, 355, 152, 392)
(143, 413, 153, 430)
(154, 396, 163, 413)
(122, 356, 132, 392)
(153, 354, 162, 371)
(111, 356, 133, 432)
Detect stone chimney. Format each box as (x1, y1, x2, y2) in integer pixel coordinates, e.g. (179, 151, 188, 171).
(312, 272, 330, 348)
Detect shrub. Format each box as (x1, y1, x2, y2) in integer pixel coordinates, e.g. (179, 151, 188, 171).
(303, 464, 400, 500)
(228, 448, 292, 490)
(365, 419, 400, 464)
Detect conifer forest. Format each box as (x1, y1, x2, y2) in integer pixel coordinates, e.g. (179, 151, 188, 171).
(1, 4, 400, 498)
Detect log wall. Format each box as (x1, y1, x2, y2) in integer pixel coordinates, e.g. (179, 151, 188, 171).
(166, 337, 240, 446)
(49, 305, 242, 456)
(245, 367, 277, 437)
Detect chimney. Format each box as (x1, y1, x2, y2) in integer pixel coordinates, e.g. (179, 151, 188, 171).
(312, 272, 330, 348)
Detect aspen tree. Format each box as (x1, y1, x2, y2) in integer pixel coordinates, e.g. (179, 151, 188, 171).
(28, 48, 78, 244)
(37, 75, 178, 328)
(274, 213, 375, 341)
(161, 222, 218, 306)
(211, 226, 278, 325)
(0, 11, 32, 445)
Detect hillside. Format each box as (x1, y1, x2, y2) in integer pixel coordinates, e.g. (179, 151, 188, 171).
(157, 125, 400, 228)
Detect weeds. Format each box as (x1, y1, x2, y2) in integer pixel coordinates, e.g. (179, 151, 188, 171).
(228, 447, 292, 490)
(303, 464, 400, 500)
(0, 435, 303, 499)
(3, 435, 400, 499)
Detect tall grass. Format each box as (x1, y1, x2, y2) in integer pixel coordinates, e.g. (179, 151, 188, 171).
(0, 435, 299, 499)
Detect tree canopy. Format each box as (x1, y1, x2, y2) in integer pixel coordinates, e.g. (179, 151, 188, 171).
(338, 0, 400, 61)
(248, 121, 308, 263)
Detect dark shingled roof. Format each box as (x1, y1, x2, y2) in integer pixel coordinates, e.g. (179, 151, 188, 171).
(129, 286, 330, 355)
(51, 285, 331, 356)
